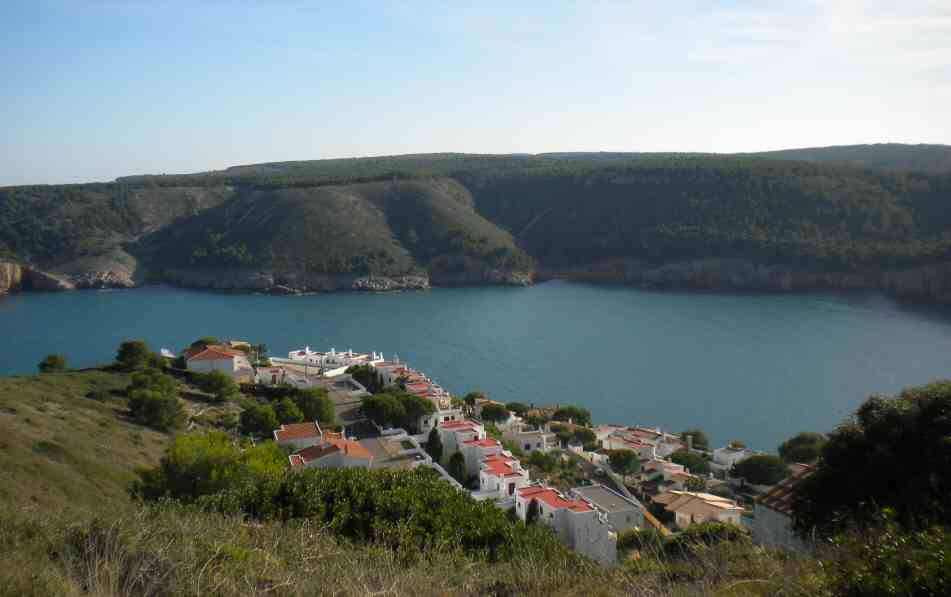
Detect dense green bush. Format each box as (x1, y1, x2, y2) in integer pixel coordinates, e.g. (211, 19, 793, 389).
(274, 397, 304, 424)
(551, 406, 591, 427)
(361, 391, 435, 432)
(132, 432, 577, 564)
(37, 354, 67, 373)
(239, 403, 279, 437)
(732, 455, 787, 486)
(127, 390, 183, 431)
(346, 365, 385, 394)
(671, 450, 711, 475)
(666, 522, 750, 557)
(617, 527, 665, 553)
(794, 381, 951, 533)
(197, 370, 239, 403)
(828, 515, 951, 597)
(778, 432, 826, 463)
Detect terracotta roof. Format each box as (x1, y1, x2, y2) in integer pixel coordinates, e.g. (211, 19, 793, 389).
(481, 455, 524, 478)
(440, 420, 480, 431)
(274, 422, 322, 442)
(757, 464, 814, 516)
(188, 345, 246, 361)
(464, 438, 500, 448)
(290, 438, 373, 466)
(518, 485, 593, 512)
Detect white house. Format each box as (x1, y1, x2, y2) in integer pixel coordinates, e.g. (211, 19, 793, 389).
(475, 453, 531, 501)
(515, 484, 617, 566)
(604, 435, 657, 460)
(653, 490, 744, 529)
(186, 345, 254, 382)
(286, 347, 383, 377)
(273, 421, 326, 451)
(753, 465, 814, 552)
(460, 437, 504, 476)
(288, 435, 374, 470)
(627, 427, 686, 458)
(437, 420, 486, 454)
(503, 427, 558, 454)
(713, 444, 756, 468)
(419, 407, 465, 436)
(570, 484, 645, 533)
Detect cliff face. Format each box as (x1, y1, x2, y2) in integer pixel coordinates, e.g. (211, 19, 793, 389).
(542, 258, 951, 304)
(0, 262, 25, 294)
(0, 262, 73, 293)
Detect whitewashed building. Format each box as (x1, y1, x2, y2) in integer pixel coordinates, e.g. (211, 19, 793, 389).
(515, 484, 617, 566)
(186, 345, 254, 382)
(475, 453, 531, 501)
(437, 419, 486, 454)
(713, 444, 756, 468)
(503, 426, 558, 454)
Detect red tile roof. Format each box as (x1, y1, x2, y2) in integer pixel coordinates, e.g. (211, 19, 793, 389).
(518, 485, 593, 512)
(440, 420, 480, 431)
(757, 465, 814, 516)
(482, 455, 524, 478)
(464, 438, 500, 448)
(188, 345, 246, 361)
(274, 422, 322, 441)
(290, 438, 373, 466)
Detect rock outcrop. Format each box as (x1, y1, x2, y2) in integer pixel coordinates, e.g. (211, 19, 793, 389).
(155, 268, 432, 294)
(24, 268, 75, 291)
(429, 269, 534, 287)
(0, 262, 25, 294)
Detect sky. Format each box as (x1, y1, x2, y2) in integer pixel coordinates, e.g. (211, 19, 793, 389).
(1, 0, 949, 185)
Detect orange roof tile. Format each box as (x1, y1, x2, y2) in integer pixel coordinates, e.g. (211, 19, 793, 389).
(274, 422, 322, 441)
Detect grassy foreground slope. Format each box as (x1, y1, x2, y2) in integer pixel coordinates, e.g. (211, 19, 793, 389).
(0, 370, 169, 512)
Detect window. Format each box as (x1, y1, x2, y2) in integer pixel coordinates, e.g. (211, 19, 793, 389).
(524, 443, 531, 451)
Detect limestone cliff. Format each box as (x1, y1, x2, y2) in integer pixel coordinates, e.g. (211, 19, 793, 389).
(0, 262, 25, 294)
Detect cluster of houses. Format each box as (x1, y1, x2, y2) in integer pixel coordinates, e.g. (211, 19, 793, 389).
(181, 341, 815, 562)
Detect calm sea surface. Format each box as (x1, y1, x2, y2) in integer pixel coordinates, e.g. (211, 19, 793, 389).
(3, 281, 951, 450)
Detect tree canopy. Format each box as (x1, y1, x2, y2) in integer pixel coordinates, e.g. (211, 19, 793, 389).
(199, 370, 239, 403)
(778, 432, 826, 463)
(115, 339, 155, 372)
(793, 381, 951, 533)
(361, 391, 435, 433)
(346, 365, 385, 394)
(679, 428, 710, 450)
(671, 450, 711, 476)
(37, 354, 67, 373)
(479, 403, 510, 423)
(732, 455, 787, 486)
(240, 403, 279, 437)
(551, 406, 592, 427)
(607, 449, 640, 479)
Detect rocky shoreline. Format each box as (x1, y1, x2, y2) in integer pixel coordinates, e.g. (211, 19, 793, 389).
(5, 258, 951, 304)
(538, 258, 951, 304)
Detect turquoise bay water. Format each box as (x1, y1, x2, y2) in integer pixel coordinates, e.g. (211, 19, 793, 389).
(3, 281, 951, 450)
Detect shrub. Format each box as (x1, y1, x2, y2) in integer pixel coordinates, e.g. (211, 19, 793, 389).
(827, 516, 951, 597)
(425, 427, 443, 462)
(128, 390, 183, 431)
(479, 403, 509, 423)
(115, 340, 154, 372)
(447, 452, 466, 484)
(346, 365, 385, 394)
(239, 403, 279, 437)
(778, 431, 826, 464)
(551, 406, 591, 426)
(274, 397, 304, 424)
(666, 522, 750, 557)
(732, 455, 787, 486)
(38, 354, 67, 373)
(617, 527, 665, 553)
(505, 402, 529, 416)
(679, 428, 710, 450)
(671, 450, 711, 475)
(199, 370, 239, 403)
(361, 391, 434, 432)
(292, 388, 334, 425)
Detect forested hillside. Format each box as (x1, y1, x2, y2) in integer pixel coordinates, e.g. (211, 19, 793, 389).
(3, 145, 951, 298)
(747, 143, 951, 173)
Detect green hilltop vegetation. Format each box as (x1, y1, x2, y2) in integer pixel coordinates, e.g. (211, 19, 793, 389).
(3, 344, 951, 595)
(2, 144, 951, 291)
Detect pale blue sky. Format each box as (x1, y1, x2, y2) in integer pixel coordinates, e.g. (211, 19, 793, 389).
(2, 0, 949, 185)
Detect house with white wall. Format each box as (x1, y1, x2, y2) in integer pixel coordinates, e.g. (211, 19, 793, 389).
(753, 465, 814, 552)
(288, 436, 374, 469)
(273, 421, 325, 450)
(503, 426, 558, 454)
(437, 420, 486, 454)
(419, 407, 465, 436)
(570, 484, 645, 533)
(515, 484, 617, 566)
(475, 453, 531, 501)
(187, 345, 254, 382)
(604, 435, 657, 460)
(460, 437, 504, 476)
(653, 490, 744, 529)
(713, 444, 756, 468)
